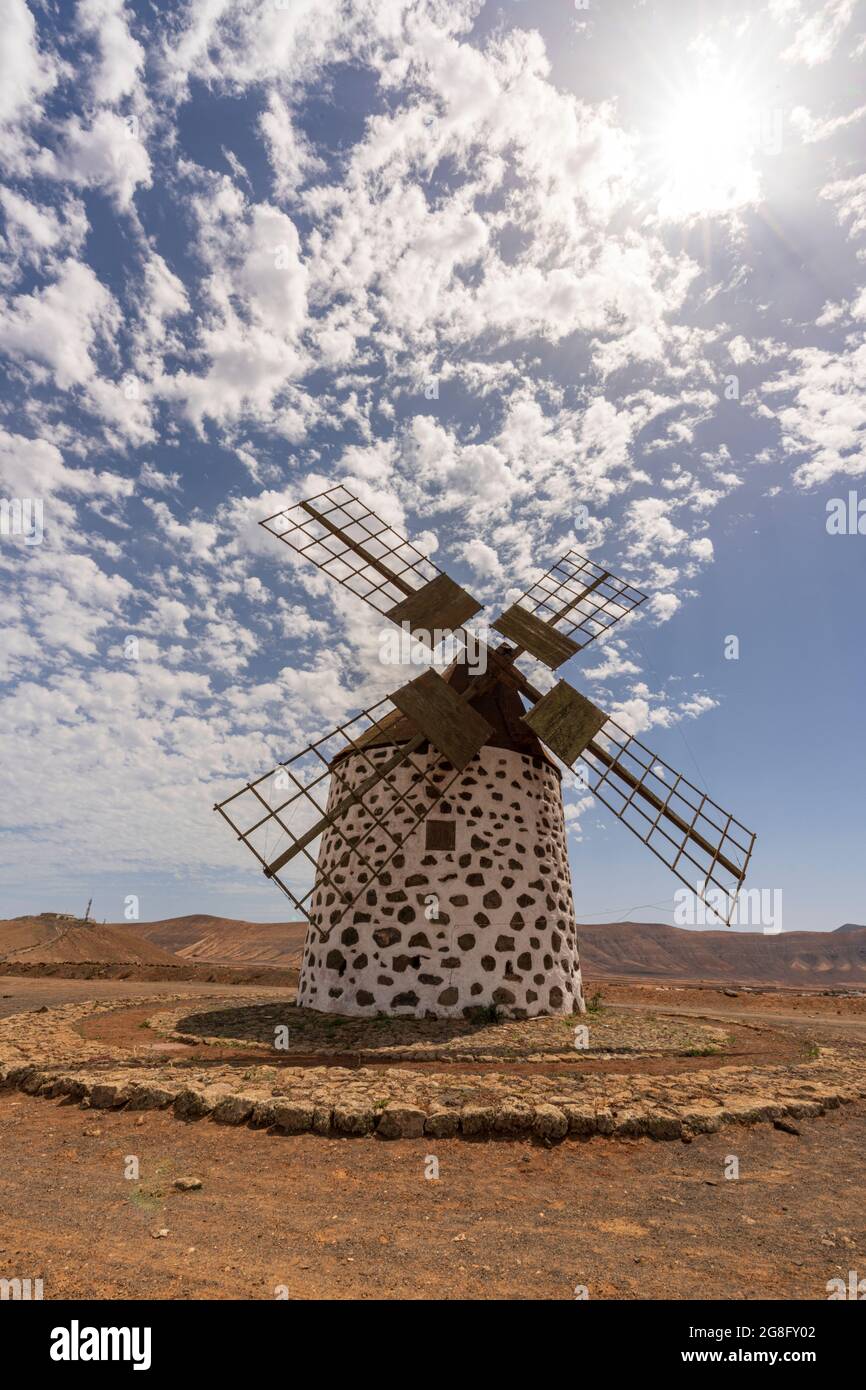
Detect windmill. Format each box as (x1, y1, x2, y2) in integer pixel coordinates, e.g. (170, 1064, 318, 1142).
(215, 485, 755, 1019)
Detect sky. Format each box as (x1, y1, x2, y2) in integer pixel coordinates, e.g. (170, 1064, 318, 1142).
(0, 0, 864, 932)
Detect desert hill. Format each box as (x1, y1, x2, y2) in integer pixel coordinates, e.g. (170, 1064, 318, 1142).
(575, 920, 866, 987)
(0, 915, 181, 966)
(122, 914, 306, 967)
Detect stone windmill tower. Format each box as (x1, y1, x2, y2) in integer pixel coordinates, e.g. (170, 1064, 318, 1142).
(217, 486, 755, 1020)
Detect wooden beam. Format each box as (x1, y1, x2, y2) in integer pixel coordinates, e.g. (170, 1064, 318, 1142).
(585, 739, 744, 883)
(300, 501, 414, 596)
(546, 570, 608, 628)
(263, 734, 425, 877)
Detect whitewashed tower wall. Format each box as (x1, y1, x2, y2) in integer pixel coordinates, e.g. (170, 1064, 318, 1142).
(297, 743, 585, 1018)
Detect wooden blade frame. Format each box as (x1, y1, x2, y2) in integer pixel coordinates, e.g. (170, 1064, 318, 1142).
(578, 722, 756, 924)
(214, 696, 467, 938)
(492, 549, 647, 666)
(477, 650, 756, 925)
(260, 484, 480, 632)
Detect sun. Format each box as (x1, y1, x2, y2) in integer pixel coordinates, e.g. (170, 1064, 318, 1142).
(651, 73, 763, 222)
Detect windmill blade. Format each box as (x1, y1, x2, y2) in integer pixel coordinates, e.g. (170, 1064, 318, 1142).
(214, 656, 512, 937)
(261, 484, 482, 638)
(580, 723, 756, 925)
(491, 549, 647, 668)
(214, 694, 469, 937)
(517, 678, 755, 924)
(472, 659, 754, 924)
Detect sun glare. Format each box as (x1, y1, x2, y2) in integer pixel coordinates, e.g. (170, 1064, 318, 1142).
(652, 74, 763, 221)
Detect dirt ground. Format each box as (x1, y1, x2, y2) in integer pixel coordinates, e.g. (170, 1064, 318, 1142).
(1, 976, 864, 1301)
(0, 1087, 862, 1300)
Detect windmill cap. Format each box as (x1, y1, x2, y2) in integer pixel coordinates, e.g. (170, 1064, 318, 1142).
(330, 656, 560, 775)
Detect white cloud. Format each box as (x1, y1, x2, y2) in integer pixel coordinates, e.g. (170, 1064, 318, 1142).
(729, 335, 754, 364)
(77, 0, 145, 106)
(761, 344, 866, 486)
(143, 498, 219, 559)
(821, 172, 866, 241)
(780, 0, 856, 66)
(791, 101, 866, 142)
(0, 259, 119, 389)
(259, 92, 325, 201)
(0, 190, 87, 282)
(37, 109, 152, 210)
(0, 0, 58, 136)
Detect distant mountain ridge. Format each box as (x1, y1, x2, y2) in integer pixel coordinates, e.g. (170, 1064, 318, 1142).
(6, 913, 865, 988)
(575, 920, 866, 987)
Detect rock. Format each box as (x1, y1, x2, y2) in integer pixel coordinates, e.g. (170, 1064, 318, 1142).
(126, 1084, 174, 1110)
(460, 1105, 495, 1137)
(173, 1088, 213, 1120)
(333, 1102, 375, 1135)
(377, 1104, 426, 1139)
(723, 989, 739, 998)
(82, 1127, 102, 1138)
(151, 1229, 169, 1239)
(533, 1104, 568, 1142)
(773, 1118, 801, 1136)
(6, 1066, 37, 1088)
(424, 1108, 459, 1138)
(562, 1106, 597, 1137)
(173, 1177, 203, 1191)
(89, 1083, 129, 1110)
(613, 1110, 646, 1139)
(645, 1112, 682, 1141)
(682, 1107, 722, 1135)
(594, 1108, 615, 1135)
(312, 1106, 333, 1135)
(21, 1070, 49, 1095)
(494, 1101, 535, 1136)
(782, 1099, 822, 1119)
(722, 1098, 784, 1126)
(272, 1100, 315, 1134)
(249, 1100, 277, 1128)
(212, 1095, 254, 1126)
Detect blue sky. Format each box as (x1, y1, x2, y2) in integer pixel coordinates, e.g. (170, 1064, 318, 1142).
(0, 0, 863, 931)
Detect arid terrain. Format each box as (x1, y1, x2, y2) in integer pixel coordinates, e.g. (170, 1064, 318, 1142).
(1, 914, 864, 1301)
(1, 1081, 863, 1300)
(1, 970, 865, 1299)
(577, 920, 866, 988)
(7, 913, 866, 991)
